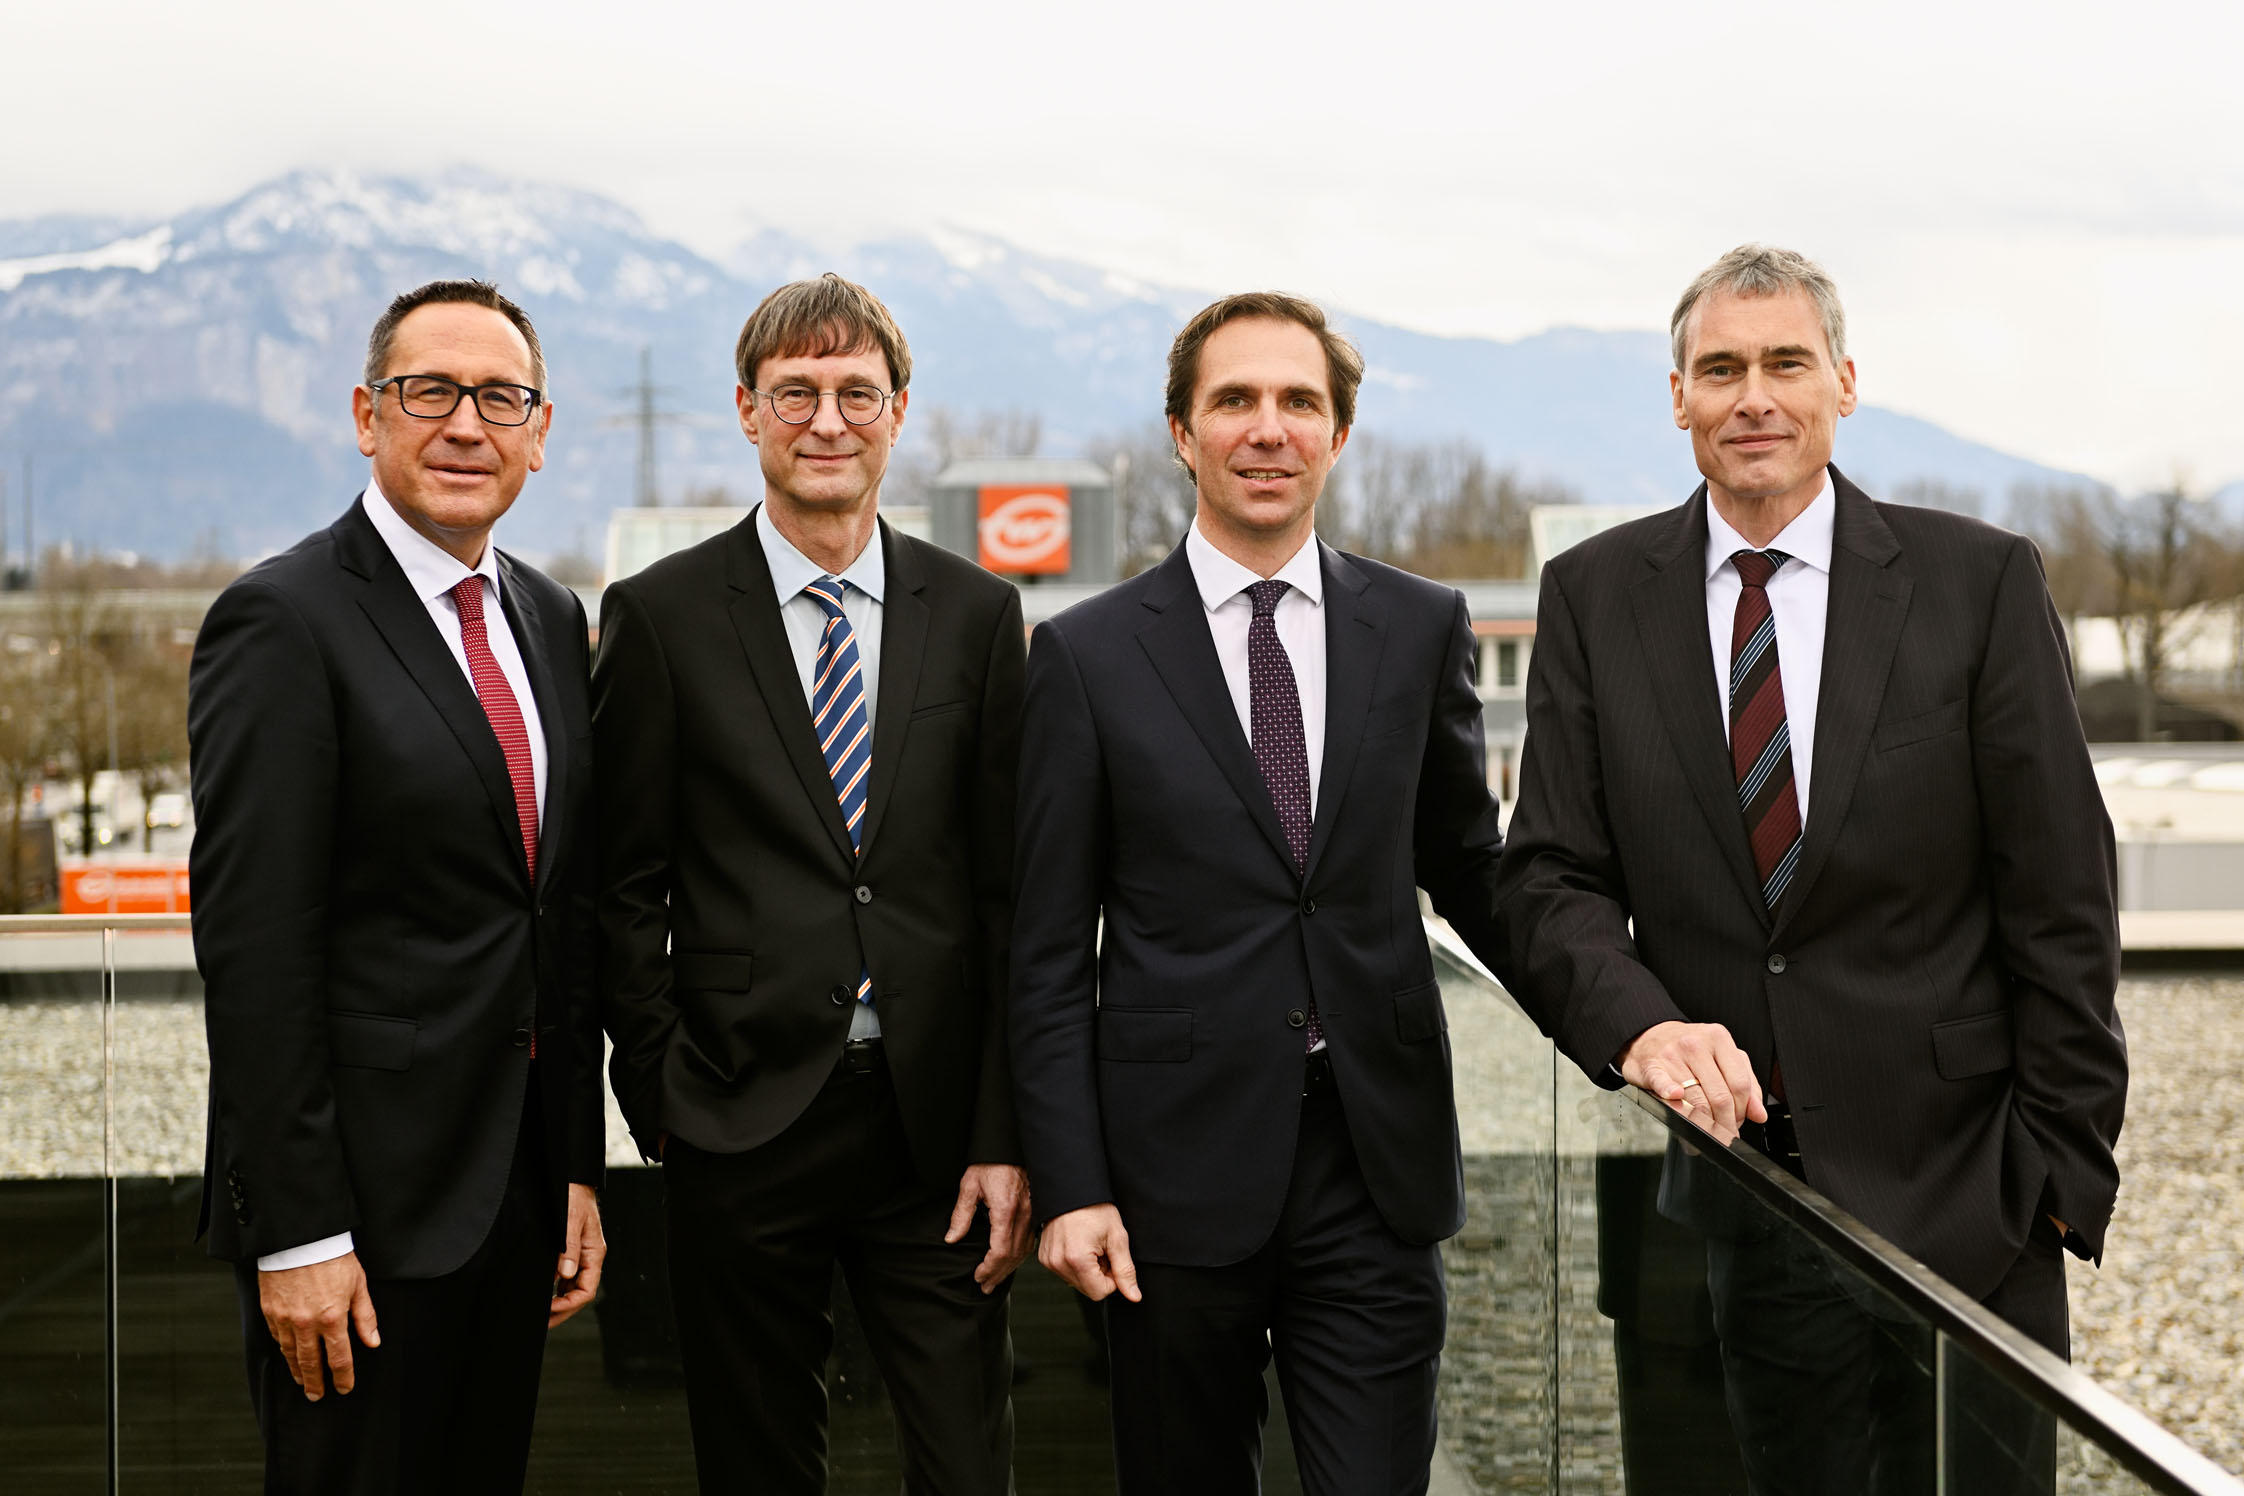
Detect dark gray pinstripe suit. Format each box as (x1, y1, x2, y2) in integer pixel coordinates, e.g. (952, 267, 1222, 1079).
(1498, 466, 2126, 1302)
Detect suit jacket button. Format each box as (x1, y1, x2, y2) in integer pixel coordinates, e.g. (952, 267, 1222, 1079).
(830, 985, 851, 1006)
(1301, 898, 1317, 916)
(234, 1208, 251, 1226)
(512, 1027, 534, 1047)
(1766, 954, 1787, 974)
(854, 885, 873, 905)
(1287, 1008, 1308, 1029)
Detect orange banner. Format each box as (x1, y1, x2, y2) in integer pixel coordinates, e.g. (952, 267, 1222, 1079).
(977, 485, 1071, 574)
(62, 863, 192, 914)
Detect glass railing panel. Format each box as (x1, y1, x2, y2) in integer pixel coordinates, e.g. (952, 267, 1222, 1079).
(0, 926, 114, 1493)
(107, 922, 258, 1492)
(1552, 1071, 2244, 1496)
(1431, 925, 1558, 1493)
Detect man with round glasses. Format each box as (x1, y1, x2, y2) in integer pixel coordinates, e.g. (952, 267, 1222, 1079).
(190, 279, 608, 1493)
(595, 272, 1028, 1493)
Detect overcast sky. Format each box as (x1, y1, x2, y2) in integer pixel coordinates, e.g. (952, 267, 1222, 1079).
(8, 0, 2244, 490)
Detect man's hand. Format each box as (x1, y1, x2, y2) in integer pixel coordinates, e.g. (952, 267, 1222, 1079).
(1619, 1020, 1768, 1146)
(946, 1164, 1033, 1293)
(549, 1183, 606, 1328)
(1038, 1204, 1141, 1304)
(259, 1253, 379, 1400)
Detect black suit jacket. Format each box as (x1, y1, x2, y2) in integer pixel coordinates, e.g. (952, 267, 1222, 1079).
(593, 512, 1024, 1179)
(1010, 539, 1508, 1266)
(1496, 468, 2126, 1296)
(189, 498, 605, 1280)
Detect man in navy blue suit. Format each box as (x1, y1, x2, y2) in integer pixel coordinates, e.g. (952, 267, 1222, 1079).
(1011, 291, 1508, 1495)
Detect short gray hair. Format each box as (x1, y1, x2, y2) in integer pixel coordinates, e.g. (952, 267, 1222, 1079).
(1670, 244, 1846, 374)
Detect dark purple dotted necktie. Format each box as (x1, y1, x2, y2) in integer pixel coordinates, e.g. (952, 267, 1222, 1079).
(1246, 579, 1322, 1050)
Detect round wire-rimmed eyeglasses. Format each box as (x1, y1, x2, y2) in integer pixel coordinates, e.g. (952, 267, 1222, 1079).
(750, 385, 895, 426)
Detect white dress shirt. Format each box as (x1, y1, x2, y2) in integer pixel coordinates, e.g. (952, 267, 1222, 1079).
(260, 482, 550, 1273)
(1704, 471, 1833, 826)
(758, 503, 885, 1041)
(1185, 522, 1328, 817)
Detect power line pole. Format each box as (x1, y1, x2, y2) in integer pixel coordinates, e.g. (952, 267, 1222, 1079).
(610, 347, 692, 509)
(633, 348, 660, 508)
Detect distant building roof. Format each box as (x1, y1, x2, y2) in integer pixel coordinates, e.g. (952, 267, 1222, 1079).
(933, 458, 1112, 489)
(1528, 504, 1667, 574)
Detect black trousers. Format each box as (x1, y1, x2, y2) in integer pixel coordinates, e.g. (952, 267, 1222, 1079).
(1105, 1055, 1447, 1496)
(663, 1046, 1015, 1496)
(233, 1090, 555, 1496)
(1707, 1203, 2068, 1496)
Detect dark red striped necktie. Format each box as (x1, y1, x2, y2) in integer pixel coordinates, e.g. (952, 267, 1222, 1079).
(451, 577, 539, 884)
(1729, 550, 1800, 910)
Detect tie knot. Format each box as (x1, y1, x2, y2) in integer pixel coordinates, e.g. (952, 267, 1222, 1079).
(1247, 579, 1289, 618)
(804, 576, 849, 618)
(451, 576, 485, 619)
(1731, 549, 1790, 588)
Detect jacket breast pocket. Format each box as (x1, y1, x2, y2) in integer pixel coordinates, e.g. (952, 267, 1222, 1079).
(1931, 1010, 2013, 1080)
(1097, 1007, 1193, 1062)
(1364, 694, 1430, 739)
(673, 952, 755, 991)
(1876, 698, 1966, 752)
(1393, 981, 1446, 1043)
(328, 1011, 417, 1072)
(909, 700, 969, 722)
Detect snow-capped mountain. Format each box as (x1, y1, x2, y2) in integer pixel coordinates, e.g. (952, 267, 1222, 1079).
(0, 169, 2097, 561)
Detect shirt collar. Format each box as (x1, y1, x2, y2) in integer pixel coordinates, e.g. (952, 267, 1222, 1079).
(1704, 467, 1835, 582)
(361, 479, 501, 607)
(1186, 521, 1326, 614)
(757, 503, 886, 605)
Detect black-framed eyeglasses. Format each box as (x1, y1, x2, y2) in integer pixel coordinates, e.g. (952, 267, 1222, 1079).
(750, 385, 894, 426)
(369, 375, 545, 427)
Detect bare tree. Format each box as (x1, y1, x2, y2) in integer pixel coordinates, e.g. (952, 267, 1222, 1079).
(1318, 436, 1571, 579)
(1890, 479, 1984, 518)
(919, 408, 1044, 468)
(1092, 422, 1196, 577)
(111, 641, 190, 852)
(886, 406, 1046, 512)
(39, 562, 128, 858)
(2009, 481, 2120, 674)
(0, 641, 54, 910)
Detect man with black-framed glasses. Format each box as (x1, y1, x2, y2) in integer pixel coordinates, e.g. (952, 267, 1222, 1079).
(190, 278, 607, 1494)
(594, 272, 1028, 1493)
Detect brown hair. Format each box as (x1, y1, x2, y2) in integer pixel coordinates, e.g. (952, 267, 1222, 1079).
(1164, 291, 1364, 434)
(364, 279, 546, 389)
(733, 272, 913, 392)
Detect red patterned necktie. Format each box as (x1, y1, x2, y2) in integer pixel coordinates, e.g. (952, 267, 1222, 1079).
(1729, 550, 1800, 910)
(451, 577, 539, 884)
(1246, 579, 1323, 1051)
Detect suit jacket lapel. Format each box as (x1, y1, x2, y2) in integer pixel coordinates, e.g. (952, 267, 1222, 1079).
(1771, 468, 1909, 940)
(1135, 542, 1298, 876)
(724, 513, 857, 864)
(727, 515, 857, 865)
(858, 520, 926, 858)
(1630, 490, 1769, 923)
(1303, 546, 1385, 886)
(496, 552, 569, 896)
(335, 500, 528, 879)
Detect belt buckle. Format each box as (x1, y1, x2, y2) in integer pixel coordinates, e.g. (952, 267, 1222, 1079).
(841, 1037, 882, 1075)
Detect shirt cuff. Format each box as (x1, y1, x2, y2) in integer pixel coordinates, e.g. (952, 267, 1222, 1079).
(257, 1232, 355, 1271)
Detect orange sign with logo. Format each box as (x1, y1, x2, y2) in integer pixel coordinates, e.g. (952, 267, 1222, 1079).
(62, 862, 192, 914)
(977, 485, 1071, 575)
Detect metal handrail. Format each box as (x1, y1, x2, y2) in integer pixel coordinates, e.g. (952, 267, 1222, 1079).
(1421, 917, 2243, 1495)
(0, 914, 191, 933)
(1622, 1089, 2240, 1494)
